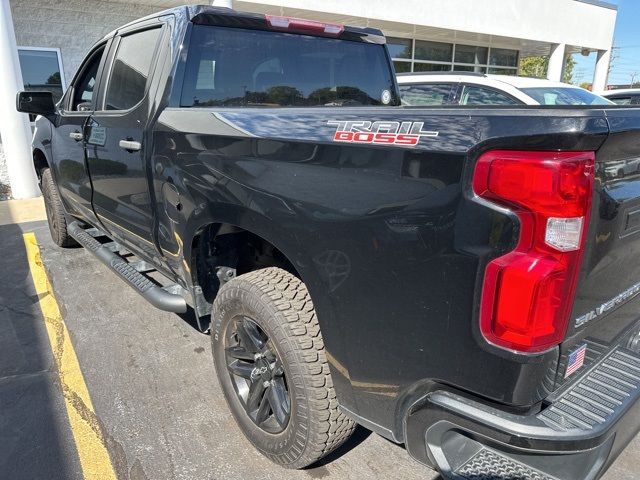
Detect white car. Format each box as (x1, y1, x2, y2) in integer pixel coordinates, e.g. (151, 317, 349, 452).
(599, 89, 640, 105)
(397, 72, 614, 106)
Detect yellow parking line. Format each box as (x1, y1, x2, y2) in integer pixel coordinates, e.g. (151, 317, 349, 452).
(23, 232, 117, 480)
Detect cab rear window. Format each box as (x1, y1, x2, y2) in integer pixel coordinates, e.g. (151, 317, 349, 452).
(180, 25, 397, 107)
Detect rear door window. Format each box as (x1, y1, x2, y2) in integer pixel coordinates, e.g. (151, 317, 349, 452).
(104, 27, 162, 111)
(609, 96, 632, 105)
(607, 95, 640, 105)
(460, 85, 520, 105)
(398, 83, 455, 106)
(180, 25, 396, 107)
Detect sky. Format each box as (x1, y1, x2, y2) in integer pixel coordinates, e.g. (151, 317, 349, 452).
(573, 0, 640, 86)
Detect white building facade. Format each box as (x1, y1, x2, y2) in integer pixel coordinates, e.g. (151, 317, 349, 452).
(0, 0, 617, 198)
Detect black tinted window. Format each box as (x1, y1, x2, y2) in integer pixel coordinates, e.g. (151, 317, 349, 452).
(105, 28, 161, 110)
(413, 63, 451, 72)
(71, 46, 105, 111)
(454, 45, 488, 65)
(399, 84, 453, 106)
(386, 37, 412, 59)
(415, 40, 452, 62)
(460, 85, 520, 105)
(609, 96, 632, 105)
(489, 48, 518, 67)
(181, 25, 396, 107)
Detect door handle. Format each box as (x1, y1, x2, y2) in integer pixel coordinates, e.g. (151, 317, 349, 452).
(119, 139, 141, 152)
(69, 131, 83, 141)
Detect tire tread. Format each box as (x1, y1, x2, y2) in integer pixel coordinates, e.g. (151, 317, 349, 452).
(214, 267, 355, 468)
(41, 168, 76, 247)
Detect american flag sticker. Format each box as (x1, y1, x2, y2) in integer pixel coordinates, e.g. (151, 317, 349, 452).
(565, 344, 587, 378)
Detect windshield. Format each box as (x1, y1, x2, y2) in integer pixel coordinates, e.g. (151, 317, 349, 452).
(520, 87, 613, 106)
(181, 25, 397, 107)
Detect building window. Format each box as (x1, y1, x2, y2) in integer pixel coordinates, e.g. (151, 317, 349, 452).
(455, 45, 488, 65)
(489, 48, 519, 67)
(393, 61, 411, 73)
(414, 63, 450, 72)
(488, 67, 518, 76)
(388, 38, 519, 75)
(18, 48, 66, 105)
(387, 37, 412, 59)
(415, 40, 453, 62)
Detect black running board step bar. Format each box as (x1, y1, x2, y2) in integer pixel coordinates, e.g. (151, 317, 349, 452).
(129, 261, 156, 273)
(84, 227, 104, 237)
(68, 222, 187, 313)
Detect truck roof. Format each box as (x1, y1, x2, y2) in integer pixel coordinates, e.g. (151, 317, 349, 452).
(101, 5, 384, 44)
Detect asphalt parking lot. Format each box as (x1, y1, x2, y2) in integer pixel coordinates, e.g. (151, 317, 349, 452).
(1, 214, 639, 480)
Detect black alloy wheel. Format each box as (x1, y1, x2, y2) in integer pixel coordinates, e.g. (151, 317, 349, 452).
(225, 316, 290, 434)
(212, 268, 355, 468)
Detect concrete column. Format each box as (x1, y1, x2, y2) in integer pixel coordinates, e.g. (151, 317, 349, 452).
(0, 1, 39, 199)
(547, 43, 566, 82)
(592, 49, 611, 92)
(211, 0, 233, 7)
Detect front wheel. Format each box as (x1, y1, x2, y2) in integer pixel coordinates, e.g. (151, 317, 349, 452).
(211, 267, 355, 469)
(41, 168, 77, 247)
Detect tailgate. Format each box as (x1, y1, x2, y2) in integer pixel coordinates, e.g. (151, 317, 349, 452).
(557, 107, 640, 390)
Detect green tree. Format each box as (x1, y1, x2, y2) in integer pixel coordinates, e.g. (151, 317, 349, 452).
(518, 55, 576, 84)
(46, 71, 61, 85)
(563, 55, 576, 84)
(264, 86, 304, 106)
(519, 56, 548, 79)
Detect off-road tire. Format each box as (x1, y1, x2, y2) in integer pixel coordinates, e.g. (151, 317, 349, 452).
(41, 168, 77, 247)
(211, 267, 355, 469)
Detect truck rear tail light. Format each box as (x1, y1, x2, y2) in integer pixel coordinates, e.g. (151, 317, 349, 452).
(265, 15, 344, 37)
(473, 150, 595, 353)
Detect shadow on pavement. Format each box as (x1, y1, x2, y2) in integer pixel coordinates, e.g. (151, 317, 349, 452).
(0, 222, 80, 480)
(310, 425, 372, 469)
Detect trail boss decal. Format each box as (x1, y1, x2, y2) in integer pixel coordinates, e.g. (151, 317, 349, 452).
(327, 121, 439, 147)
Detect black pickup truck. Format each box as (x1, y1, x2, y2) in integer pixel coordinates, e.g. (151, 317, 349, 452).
(16, 5, 640, 479)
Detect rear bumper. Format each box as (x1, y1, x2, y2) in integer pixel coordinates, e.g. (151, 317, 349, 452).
(405, 347, 640, 479)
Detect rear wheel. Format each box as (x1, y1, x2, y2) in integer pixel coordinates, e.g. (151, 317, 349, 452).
(211, 267, 355, 468)
(41, 168, 77, 247)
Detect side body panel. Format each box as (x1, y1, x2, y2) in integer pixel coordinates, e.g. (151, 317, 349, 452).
(150, 106, 609, 439)
(50, 111, 94, 219)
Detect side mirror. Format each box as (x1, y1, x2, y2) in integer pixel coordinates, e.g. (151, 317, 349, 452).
(16, 91, 56, 117)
